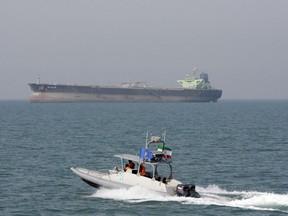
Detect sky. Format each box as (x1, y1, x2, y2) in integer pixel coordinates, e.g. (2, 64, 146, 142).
(1, 0, 288, 100)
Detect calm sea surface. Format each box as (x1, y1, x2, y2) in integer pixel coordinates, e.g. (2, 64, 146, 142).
(1, 100, 288, 215)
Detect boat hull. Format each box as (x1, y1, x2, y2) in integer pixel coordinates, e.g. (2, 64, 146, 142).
(71, 167, 181, 195)
(28, 84, 222, 103)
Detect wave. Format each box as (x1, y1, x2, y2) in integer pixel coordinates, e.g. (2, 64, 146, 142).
(89, 185, 288, 213)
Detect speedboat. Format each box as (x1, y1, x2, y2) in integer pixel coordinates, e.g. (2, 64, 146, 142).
(71, 132, 200, 198)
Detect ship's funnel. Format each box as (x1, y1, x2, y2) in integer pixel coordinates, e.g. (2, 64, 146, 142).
(200, 73, 209, 83)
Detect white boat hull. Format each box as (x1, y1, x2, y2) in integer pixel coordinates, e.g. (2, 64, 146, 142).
(71, 167, 181, 196)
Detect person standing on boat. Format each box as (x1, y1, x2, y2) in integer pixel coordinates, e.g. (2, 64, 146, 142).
(125, 164, 131, 171)
(139, 164, 146, 176)
(125, 160, 135, 172)
(128, 160, 135, 169)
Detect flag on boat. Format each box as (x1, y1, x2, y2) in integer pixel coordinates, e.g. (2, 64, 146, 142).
(157, 145, 172, 158)
(139, 147, 154, 160)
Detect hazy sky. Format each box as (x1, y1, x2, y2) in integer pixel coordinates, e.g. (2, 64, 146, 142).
(1, 0, 288, 100)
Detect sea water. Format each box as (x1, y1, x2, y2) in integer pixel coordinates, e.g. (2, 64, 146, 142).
(1, 100, 288, 215)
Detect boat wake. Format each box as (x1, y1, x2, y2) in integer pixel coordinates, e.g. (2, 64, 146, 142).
(90, 185, 288, 213)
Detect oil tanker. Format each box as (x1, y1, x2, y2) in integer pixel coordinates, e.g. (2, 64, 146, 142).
(28, 71, 222, 103)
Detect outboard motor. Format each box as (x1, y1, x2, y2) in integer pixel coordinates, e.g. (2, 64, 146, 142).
(176, 184, 201, 198)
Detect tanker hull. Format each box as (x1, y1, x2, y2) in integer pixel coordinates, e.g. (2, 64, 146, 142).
(28, 84, 222, 103)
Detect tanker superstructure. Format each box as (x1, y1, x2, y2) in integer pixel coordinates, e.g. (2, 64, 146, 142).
(28, 71, 222, 103)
